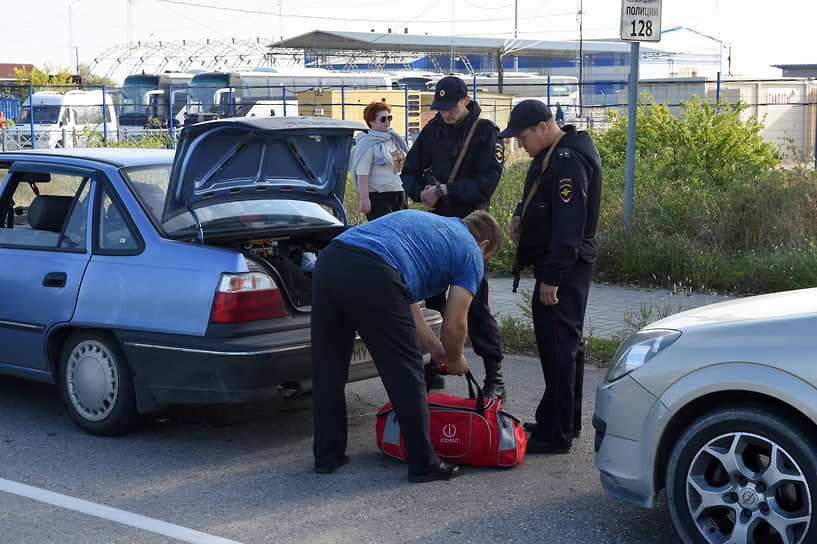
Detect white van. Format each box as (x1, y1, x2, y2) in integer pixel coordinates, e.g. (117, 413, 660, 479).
(9, 90, 118, 149)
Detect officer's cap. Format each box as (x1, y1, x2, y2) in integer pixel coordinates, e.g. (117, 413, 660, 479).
(430, 76, 468, 110)
(499, 99, 554, 138)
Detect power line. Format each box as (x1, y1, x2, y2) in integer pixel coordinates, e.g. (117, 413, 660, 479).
(154, 0, 568, 24)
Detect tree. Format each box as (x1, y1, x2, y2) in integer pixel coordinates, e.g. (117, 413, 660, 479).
(14, 63, 74, 88)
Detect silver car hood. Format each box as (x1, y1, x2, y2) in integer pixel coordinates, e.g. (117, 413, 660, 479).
(646, 287, 817, 331)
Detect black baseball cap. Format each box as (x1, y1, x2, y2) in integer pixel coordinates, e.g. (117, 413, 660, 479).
(431, 76, 468, 110)
(498, 99, 553, 138)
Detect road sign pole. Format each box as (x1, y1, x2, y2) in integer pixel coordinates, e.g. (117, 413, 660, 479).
(624, 41, 639, 230)
(620, 0, 660, 231)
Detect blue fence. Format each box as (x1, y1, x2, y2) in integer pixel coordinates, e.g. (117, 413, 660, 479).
(0, 96, 21, 120)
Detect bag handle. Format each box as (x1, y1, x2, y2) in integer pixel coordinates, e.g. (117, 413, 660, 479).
(465, 370, 485, 417)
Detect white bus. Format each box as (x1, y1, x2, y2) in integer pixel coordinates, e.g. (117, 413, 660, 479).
(185, 69, 394, 121)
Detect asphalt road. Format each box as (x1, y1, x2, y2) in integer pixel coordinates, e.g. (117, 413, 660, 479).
(0, 351, 679, 543)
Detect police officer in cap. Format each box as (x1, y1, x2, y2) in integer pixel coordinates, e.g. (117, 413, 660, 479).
(401, 75, 506, 399)
(499, 100, 602, 454)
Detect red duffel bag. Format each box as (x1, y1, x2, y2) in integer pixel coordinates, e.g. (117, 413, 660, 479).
(376, 371, 527, 467)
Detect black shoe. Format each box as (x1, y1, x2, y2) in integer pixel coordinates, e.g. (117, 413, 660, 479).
(482, 381, 506, 400)
(525, 437, 570, 455)
(522, 422, 580, 439)
(314, 454, 350, 474)
(428, 373, 445, 390)
(408, 461, 462, 483)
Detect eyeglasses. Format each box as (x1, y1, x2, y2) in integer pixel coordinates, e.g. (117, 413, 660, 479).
(378, 115, 393, 123)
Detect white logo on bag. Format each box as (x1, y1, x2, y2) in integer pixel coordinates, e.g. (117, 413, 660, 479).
(440, 423, 460, 444)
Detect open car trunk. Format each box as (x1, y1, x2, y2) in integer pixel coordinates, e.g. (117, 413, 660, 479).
(224, 226, 342, 312)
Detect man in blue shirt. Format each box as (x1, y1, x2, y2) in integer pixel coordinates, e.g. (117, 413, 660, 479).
(311, 209, 503, 482)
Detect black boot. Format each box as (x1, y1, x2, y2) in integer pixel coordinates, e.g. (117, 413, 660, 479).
(482, 359, 505, 400)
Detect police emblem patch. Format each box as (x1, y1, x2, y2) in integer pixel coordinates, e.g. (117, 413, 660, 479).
(494, 142, 504, 164)
(558, 178, 573, 203)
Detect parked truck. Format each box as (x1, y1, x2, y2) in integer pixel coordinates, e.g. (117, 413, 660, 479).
(6, 89, 118, 149)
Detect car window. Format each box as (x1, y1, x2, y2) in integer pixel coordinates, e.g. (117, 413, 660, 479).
(0, 170, 89, 250)
(59, 180, 90, 250)
(121, 164, 171, 223)
(97, 186, 139, 252)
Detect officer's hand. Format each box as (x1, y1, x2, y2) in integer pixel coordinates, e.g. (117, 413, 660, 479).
(510, 216, 521, 244)
(444, 355, 468, 376)
(420, 185, 438, 210)
(539, 283, 559, 306)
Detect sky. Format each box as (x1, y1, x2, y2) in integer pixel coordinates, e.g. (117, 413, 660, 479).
(2, 0, 815, 83)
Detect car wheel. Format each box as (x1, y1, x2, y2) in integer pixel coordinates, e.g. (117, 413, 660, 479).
(666, 404, 816, 544)
(59, 331, 136, 435)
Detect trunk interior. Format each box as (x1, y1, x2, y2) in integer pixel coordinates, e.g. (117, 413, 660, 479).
(235, 229, 340, 312)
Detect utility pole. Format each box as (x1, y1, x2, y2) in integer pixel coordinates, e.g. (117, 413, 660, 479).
(126, 0, 136, 74)
(68, 1, 80, 72)
(578, 0, 583, 117)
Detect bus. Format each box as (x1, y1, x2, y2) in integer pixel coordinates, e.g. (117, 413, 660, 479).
(426, 72, 580, 121)
(119, 72, 196, 130)
(185, 69, 394, 121)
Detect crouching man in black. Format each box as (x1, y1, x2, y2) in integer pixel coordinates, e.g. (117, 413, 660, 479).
(311, 209, 503, 482)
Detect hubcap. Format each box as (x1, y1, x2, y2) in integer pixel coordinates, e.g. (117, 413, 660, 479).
(66, 340, 119, 422)
(685, 431, 811, 544)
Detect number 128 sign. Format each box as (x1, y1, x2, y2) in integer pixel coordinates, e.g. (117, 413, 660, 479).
(620, 0, 662, 42)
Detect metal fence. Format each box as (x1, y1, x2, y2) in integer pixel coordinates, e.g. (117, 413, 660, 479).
(1, 79, 815, 165)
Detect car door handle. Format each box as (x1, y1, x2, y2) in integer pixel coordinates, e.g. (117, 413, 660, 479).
(43, 272, 67, 287)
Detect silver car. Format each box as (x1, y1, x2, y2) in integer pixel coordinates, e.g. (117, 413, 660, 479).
(594, 288, 817, 544)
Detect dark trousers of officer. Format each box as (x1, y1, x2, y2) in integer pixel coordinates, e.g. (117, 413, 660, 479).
(426, 275, 503, 364)
(311, 241, 438, 475)
(531, 258, 594, 448)
(365, 191, 408, 222)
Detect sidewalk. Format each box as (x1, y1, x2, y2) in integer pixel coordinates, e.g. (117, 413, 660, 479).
(487, 277, 735, 340)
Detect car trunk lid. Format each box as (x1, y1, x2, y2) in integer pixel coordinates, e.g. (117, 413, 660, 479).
(162, 117, 364, 229)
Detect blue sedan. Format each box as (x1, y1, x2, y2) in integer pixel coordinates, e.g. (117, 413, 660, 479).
(0, 117, 441, 435)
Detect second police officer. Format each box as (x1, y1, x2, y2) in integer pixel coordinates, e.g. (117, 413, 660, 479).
(401, 75, 507, 399)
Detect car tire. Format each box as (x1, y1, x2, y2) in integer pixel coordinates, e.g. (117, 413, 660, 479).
(58, 331, 136, 436)
(666, 404, 816, 544)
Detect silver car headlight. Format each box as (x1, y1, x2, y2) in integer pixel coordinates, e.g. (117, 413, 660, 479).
(605, 329, 681, 381)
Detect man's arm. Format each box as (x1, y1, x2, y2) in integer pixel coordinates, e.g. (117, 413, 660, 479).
(410, 302, 445, 364)
(438, 285, 473, 375)
(400, 129, 430, 203)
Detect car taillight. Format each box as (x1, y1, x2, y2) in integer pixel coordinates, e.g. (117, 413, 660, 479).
(210, 272, 287, 323)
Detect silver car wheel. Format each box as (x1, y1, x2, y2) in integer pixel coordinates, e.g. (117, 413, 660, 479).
(65, 339, 120, 422)
(685, 431, 811, 544)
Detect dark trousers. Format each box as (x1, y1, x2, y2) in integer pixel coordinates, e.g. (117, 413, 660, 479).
(531, 258, 593, 448)
(365, 191, 408, 222)
(311, 241, 437, 475)
(425, 275, 503, 364)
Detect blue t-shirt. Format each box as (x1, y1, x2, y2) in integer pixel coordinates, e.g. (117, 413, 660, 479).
(337, 209, 484, 302)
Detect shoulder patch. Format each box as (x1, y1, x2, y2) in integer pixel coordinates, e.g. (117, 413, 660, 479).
(557, 148, 571, 159)
(558, 178, 574, 203)
(494, 141, 504, 164)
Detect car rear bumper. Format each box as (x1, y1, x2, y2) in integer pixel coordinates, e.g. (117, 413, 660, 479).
(116, 327, 378, 412)
(116, 308, 441, 413)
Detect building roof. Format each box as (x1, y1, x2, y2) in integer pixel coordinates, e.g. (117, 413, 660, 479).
(273, 30, 657, 57)
(0, 63, 36, 80)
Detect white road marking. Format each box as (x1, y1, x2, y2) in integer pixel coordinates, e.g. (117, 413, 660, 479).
(0, 477, 243, 544)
